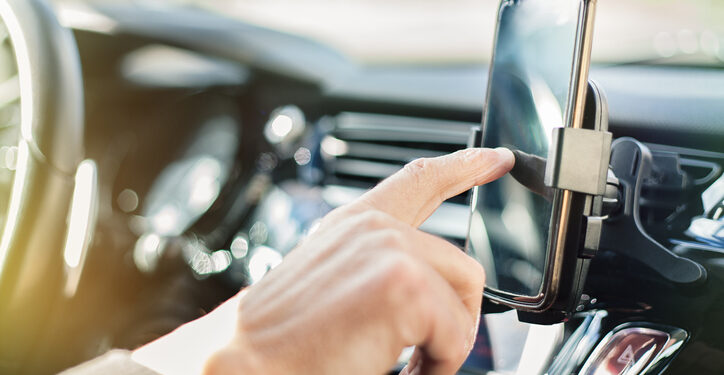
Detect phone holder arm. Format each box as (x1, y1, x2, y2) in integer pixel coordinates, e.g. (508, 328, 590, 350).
(599, 138, 707, 286)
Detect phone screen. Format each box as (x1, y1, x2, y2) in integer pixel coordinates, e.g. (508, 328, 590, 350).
(467, 0, 584, 298)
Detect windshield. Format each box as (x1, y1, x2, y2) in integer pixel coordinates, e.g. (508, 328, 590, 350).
(64, 0, 724, 66)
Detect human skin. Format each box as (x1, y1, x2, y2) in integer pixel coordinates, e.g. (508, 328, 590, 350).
(132, 147, 515, 375)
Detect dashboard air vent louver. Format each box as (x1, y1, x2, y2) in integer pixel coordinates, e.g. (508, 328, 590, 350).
(317, 112, 477, 243)
(322, 112, 474, 193)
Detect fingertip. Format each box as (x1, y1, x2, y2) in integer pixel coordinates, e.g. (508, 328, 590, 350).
(465, 147, 514, 187)
(493, 147, 515, 170)
(456, 147, 513, 171)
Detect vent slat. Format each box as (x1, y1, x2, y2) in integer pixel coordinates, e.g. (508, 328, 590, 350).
(344, 141, 445, 163)
(332, 159, 402, 180)
(321, 112, 476, 206)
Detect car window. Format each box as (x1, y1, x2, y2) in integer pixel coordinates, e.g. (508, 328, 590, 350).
(197, 0, 724, 67)
(58, 0, 724, 67)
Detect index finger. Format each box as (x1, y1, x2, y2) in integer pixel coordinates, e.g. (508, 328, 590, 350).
(358, 147, 514, 227)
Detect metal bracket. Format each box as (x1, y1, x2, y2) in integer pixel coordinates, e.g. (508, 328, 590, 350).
(545, 127, 612, 195)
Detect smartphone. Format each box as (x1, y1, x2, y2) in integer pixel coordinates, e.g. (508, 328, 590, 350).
(466, 0, 597, 318)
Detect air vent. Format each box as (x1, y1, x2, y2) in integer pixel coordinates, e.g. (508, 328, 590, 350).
(321, 112, 474, 191)
(317, 112, 477, 243)
(639, 144, 724, 244)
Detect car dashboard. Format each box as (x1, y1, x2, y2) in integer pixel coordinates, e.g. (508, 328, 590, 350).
(49, 2, 724, 374)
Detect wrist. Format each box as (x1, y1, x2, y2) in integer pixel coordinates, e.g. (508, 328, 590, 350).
(202, 291, 266, 375)
(131, 292, 248, 375)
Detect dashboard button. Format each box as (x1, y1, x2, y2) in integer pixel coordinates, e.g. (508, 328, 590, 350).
(579, 327, 671, 375)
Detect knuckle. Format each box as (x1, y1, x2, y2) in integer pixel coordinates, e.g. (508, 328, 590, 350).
(371, 253, 434, 343)
(318, 207, 348, 227)
(357, 209, 390, 228)
(386, 252, 419, 281)
(328, 204, 355, 218)
(404, 157, 430, 171)
(336, 209, 389, 237)
(379, 228, 407, 249)
(319, 204, 364, 231)
(463, 256, 486, 292)
(378, 253, 427, 304)
(336, 202, 368, 217)
(403, 157, 432, 181)
(403, 157, 447, 203)
(457, 147, 480, 161)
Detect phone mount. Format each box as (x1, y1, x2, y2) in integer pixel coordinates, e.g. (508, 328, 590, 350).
(473, 79, 613, 324)
(598, 139, 707, 285)
(474, 79, 708, 324)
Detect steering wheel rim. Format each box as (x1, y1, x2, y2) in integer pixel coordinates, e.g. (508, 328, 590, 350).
(0, 0, 85, 372)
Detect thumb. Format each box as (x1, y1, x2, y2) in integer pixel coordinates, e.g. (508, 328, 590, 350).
(358, 147, 514, 227)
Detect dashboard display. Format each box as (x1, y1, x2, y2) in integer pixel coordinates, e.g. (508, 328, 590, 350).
(467, 0, 583, 298)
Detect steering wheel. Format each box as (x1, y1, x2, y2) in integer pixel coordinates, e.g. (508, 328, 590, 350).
(0, 0, 91, 372)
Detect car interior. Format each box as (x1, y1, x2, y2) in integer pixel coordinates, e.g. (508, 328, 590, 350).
(0, 0, 723, 374)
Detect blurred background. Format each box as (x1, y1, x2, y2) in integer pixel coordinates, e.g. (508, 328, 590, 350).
(57, 0, 724, 66)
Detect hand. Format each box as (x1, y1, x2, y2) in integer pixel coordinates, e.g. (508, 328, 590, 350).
(132, 147, 514, 375)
